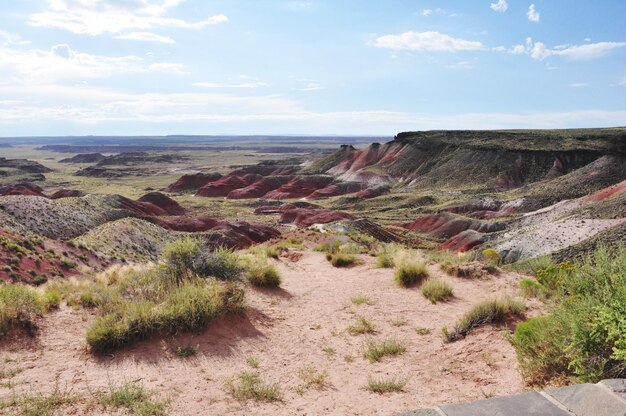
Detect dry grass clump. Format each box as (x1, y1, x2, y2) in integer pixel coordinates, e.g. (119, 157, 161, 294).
(394, 262, 429, 287)
(351, 295, 374, 306)
(225, 372, 282, 402)
(363, 338, 406, 362)
(420, 279, 454, 303)
(0, 284, 42, 336)
(83, 239, 247, 353)
(99, 382, 168, 415)
(443, 297, 525, 343)
(365, 376, 408, 394)
(247, 265, 281, 288)
(330, 253, 357, 267)
(347, 316, 376, 335)
(297, 366, 329, 390)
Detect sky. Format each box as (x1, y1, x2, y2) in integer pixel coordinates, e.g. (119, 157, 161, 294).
(1, 0, 626, 136)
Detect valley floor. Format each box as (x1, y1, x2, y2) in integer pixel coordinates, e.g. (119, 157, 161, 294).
(0, 250, 538, 415)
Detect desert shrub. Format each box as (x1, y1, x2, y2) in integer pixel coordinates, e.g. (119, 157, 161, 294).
(482, 248, 501, 266)
(347, 316, 376, 335)
(161, 237, 200, 285)
(0, 284, 43, 336)
(420, 279, 454, 303)
(43, 289, 61, 311)
(513, 245, 626, 385)
(519, 278, 545, 298)
(176, 345, 197, 357)
(86, 275, 244, 353)
(535, 261, 574, 292)
(365, 376, 407, 393)
(351, 295, 374, 306)
(99, 382, 168, 415)
(314, 240, 342, 254)
(59, 259, 77, 269)
(394, 262, 428, 287)
(376, 251, 394, 268)
(363, 338, 406, 362)
(33, 275, 48, 286)
(444, 297, 525, 343)
(264, 246, 281, 259)
(330, 253, 357, 267)
(194, 246, 245, 281)
(247, 265, 281, 288)
(226, 372, 282, 402)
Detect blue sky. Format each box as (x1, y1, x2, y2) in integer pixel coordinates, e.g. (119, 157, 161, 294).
(0, 0, 625, 136)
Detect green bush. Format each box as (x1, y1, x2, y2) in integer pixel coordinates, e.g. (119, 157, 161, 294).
(247, 265, 281, 288)
(330, 253, 357, 267)
(59, 259, 77, 269)
(420, 279, 454, 303)
(0, 284, 44, 336)
(519, 278, 544, 298)
(513, 246, 626, 385)
(43, 289, 61, 311)
(444, 297, 525, 343)
(482, 248, 501, 266)
(394, 262, 428, 287)
(86, 278, 244, 353)
(162, 237, 200, 285)
(33, 275, 48, 286)
(194, 246, 245, 281)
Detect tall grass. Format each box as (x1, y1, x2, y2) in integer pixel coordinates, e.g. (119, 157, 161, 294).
(443, 297, 525, 343)
(420, 279, 454, 303)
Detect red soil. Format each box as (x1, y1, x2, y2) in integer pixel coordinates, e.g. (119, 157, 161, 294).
(403, 213, 504, 238)
(264, 176, 335, 200)
(0, 183, 47, 197)
(0, 228, 103, 284)
(279, 208, 355, 227)
(439, 230, 486, 252)
(196, 173, 262, 197)
(355, 185, 390, 199)
(583, 180, 626, 203)
(307, 182, 364, 199)
(137, 192, 186, 215)
(164, 172, 222, 193)
(146, 216, 224, 232)
(48, 189, 86, 199)
(227, 176, 293, 199)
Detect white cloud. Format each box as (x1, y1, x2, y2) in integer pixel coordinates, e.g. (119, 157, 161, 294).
(0, 44, 183, 84)
(29, 0, 227, 36)
(372, 31, 483, 52)
(114, 32, 175, 44)
(148, 63, 185, 74)
(1, 86, 626, 134)
(295, 82, 323, 91)
(570, 83, 588, 88)
(0, 30, 30, 46)
(527, 4, 540, 22)
(509, 37, 626, 60)
(421, 9, 433, 17)
(193, 81, 270, 89)
(490, 0, 508, 13)
(620, 74, 626, 86)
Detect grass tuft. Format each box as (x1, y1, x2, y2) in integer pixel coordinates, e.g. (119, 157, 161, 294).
(247, 265, 281, 288)
(225, 372, 282, 402)
(351, 295, 374, 306)
(394, 262, 429, 287)
(363, 338, 406, 362)
(347, 316, 376, 335)
(330, 253, 357, 267)
(420, 279, 454, 303)
(365, 376, 407, 394)
(99, 382, 168, 415)
(0, 284, 44, 336)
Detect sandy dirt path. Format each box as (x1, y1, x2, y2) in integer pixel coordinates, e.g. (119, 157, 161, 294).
(0, 251, 533, 415)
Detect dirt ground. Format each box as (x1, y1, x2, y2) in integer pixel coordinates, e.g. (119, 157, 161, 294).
(0, 250, 537, 415)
